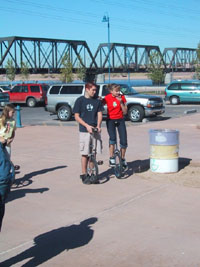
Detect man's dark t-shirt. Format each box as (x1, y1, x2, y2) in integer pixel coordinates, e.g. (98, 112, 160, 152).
(73, 96, 103, 132)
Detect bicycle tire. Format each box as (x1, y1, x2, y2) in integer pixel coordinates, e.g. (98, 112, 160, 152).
(114, 152, 123, 179)
(87, 155, 99, 184)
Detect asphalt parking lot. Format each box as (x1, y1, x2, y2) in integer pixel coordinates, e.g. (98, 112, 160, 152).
(16, 103, 200, 127)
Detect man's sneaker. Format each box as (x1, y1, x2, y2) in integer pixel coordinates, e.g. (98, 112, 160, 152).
(80, 174, 91, 185)
(109, 157, 116, 167)
(122, 159, 128, 170)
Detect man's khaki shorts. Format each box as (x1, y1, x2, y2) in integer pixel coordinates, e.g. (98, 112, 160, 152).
(79, 132, 102, 155)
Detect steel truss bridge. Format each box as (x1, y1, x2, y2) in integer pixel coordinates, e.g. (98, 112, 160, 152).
(0, 36, 197, 78)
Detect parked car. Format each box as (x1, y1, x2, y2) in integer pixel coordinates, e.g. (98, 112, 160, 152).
(45, 83, 165, 122)
(0, 85, 11, 93)
(165, 80, 200, 104)
(4, 83, 48, 107)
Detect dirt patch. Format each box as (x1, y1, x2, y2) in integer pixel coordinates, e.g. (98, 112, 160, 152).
(135, 159, 200, 188)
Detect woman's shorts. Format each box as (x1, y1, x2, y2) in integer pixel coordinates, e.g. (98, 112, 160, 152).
(79, 132, 102, 155)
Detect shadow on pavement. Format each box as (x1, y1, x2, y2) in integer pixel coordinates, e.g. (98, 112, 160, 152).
(52, 116, 76, 122)
(147, 116, 171, 122)
(98, 160, 150, 182)
(1, 217, 98, 267)
(12, 165, 67, 189)
(128, 159, 150, 175)
(178, 157, 192, 170)
(124, 157, 192, 175)
(98, 168, 113, 184)
(7, 188, 49, 203)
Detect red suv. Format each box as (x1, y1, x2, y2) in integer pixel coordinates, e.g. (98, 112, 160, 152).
(6, 83, 49, 107)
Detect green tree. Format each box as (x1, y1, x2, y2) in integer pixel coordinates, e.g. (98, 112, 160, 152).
(195, 66, 200, 80)
(197, 42, 200, 60)
(20, 61, 30, 81)
(147, 51, 165, 85)
(195, 42, 200, 79)
(5, 59, 16, 82)
(60, 52, 73, 83)
(76, 56, 86, 81)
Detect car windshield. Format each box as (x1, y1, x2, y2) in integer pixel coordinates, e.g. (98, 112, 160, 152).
(0, 85, 10, 91)
(120, 84, 138, 95)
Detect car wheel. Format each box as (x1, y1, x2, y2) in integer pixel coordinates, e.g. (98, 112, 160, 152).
(170, 96, 179, 105)
(57, 105, 72, 121)
(128, 105, 144, 122)
(27, 97, 36, 107)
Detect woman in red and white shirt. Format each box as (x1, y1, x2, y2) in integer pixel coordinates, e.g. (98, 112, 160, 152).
(103, 84, 128, 169)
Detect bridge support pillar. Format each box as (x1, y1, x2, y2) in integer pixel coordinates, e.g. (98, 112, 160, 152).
(164, 73, 172, 85)
(96, 74, 105, 83)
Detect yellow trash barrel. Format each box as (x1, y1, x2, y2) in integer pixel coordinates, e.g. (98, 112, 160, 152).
(149, 129, 179, 173)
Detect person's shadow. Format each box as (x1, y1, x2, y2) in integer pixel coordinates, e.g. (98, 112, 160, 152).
(97, 157, 193, 182)
(123, 157, 192, 178)
(1, 217, 98, 267)
(6, 187, 49, 203)
(12, 165, 67, 189)
(126, 159, 150, 175)
(97, 160, 148, 182)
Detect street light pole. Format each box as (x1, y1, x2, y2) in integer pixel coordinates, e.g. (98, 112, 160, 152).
(126, 49, 131, 86)
(102, 14, 111, 83)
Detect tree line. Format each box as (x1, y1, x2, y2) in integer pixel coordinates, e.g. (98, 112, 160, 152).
(4, 52, 86, 83)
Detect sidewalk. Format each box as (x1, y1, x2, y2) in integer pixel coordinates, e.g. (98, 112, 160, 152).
(0, 113, 200, 266)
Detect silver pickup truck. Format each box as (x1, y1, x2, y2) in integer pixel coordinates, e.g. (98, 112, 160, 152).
(45, 83, 165, 122)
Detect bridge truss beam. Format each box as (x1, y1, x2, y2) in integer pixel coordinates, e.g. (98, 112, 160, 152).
(92, 43, 166, 73)
(163, 48, 197, 72)
(0, 36, 97, 74)
(0, 36, 198, 75)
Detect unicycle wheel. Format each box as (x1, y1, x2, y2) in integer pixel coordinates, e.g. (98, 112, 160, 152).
(114, 153, 123, 179)
(87, 156, 99, 184)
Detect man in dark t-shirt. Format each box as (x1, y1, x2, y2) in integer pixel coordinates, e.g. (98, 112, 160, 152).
(73, 82, 103, 184)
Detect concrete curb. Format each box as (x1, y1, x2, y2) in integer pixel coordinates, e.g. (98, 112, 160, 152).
(184, 109, 197, 114)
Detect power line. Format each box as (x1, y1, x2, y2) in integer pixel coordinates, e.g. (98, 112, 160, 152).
(1, 5, 198, 41)
(91, 0, 200, 21)
(1, 0, 199, 46)
(2, 0, 199, 31)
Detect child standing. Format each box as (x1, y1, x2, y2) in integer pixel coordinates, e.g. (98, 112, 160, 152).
(0, 141, 15, 231)
(103, 83, 128, 169)
(0, 104, 16, 231)
(0, 104, 19, 169)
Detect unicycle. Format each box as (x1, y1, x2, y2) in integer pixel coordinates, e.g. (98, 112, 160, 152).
(112, 121, 124, 179)
(87, 128, 103, 184)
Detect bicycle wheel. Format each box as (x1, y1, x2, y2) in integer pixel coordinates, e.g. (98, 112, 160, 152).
(87, 155, 99, 184)
(114, 152, 123, 179)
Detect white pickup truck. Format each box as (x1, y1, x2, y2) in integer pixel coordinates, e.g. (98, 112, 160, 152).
(45, 83, 165, 122)
(0, 92, 10, 107)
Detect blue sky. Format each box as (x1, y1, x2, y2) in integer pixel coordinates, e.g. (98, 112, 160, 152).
(1, 0, 200, 54)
